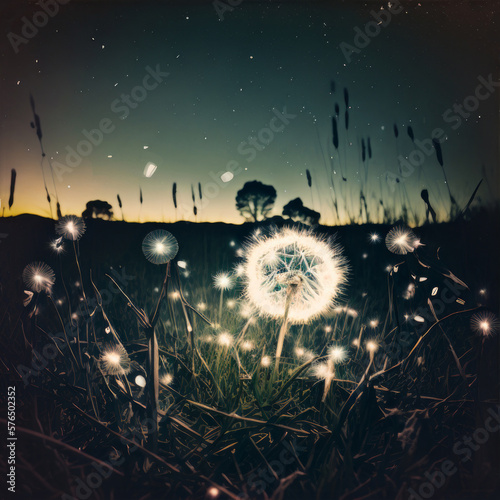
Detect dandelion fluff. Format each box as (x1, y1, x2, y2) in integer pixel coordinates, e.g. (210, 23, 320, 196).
(56, 215, 86, 241)
(328, 345, 348, 364)
(160, 373, 174, 386)
(99, 344, 131, 376)
(142, 230, 179, 264)
(213, 272, 234, 290)
(242, 228, 348, 324)
(312, 361, 335, 382)
(471, 311, 499, 337)
(22, 262, 55, 293)
(385, 226, 419, 255)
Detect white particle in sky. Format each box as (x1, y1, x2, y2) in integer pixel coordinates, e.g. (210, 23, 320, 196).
(101, 45, 105, 49)
(143, 145, 149, 149)
(144, 162, 158, 178)
(17, 81, 20, 85)
(221, 172, 234, 183)
(107, 155, 112, 158)
(114, 83, 118, 87)
(67, 185, 70, 188)
(381, 125, 385, 130)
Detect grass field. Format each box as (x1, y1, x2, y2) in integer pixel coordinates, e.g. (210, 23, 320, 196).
(0, 210, 499, 500)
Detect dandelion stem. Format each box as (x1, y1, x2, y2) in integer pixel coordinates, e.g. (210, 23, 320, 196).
(274, 285, 297, 373)
(218, 289, 224, 324)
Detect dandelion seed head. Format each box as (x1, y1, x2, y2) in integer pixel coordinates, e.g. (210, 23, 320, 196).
(471, 311, 499, 337)
(56, 215, 86, 241)
(160, 373, 173, 386)
(100, 344, 131, 376)
(385, 226, 419, 255)
(241, 340, 254, 351)
(50, 236, 65, 254)
(142, 230, 179, 264)
(312, 361, 335, 382)
(22, 262, 55, 293)
(261, 355, 271, 367)
(295, 346, 305, 358)
(369, 232, 380, 243)
(328, 345, 348, 363)
(242, 228, 348, 324)
(234, 263, 245, 276)
(347, 308, 358, 318)
(227, 299, 236, 309)
(217, 332, 233, 347)
(197, 302, 207, 311)
(352, 338, 360, 347)
(213, 272, 234, 290)
(365, 339, 379, 353)
(369, 319, 379, 328)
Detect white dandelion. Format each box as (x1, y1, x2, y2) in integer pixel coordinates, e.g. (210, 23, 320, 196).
(142, 230, 179, 264)
(261, 355, 271, 367)
(313, 362, 335, 381)
(243, 228, 347, 323)
(328, 345, 348, 364)
(22, 262, 55, 293)
(294, 346, 305, 358)
(213, 272, 234, 322)
(471, 311, 499, 338)
(242, 228, 347, 370)
(50, 236, 65, 254)
(213, 272, 234, 290)
(385, 226, 419, 255)
(217, 331, 233, 347)
(55, 215, 86, 241)
(234, 263, 245, 277)
(241, 340, 254, 351)
(99, 344, 131, 376)
(160, 373, 174, 386)
(313, 361, 336, 402)
(365, 339, 379, 364)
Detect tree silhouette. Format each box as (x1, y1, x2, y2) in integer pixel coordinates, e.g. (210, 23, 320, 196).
(236, 181, 277, 222)
(282, 198, 320, 225)
(82, 200, 113, 219)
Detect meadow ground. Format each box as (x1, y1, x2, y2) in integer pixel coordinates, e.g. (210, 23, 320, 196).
(0, 211, 499, 500)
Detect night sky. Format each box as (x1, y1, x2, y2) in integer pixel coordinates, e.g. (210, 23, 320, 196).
(1, 0, 499, 224)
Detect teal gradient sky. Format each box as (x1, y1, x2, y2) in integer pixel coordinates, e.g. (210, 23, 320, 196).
(0, 0, 499, 224)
